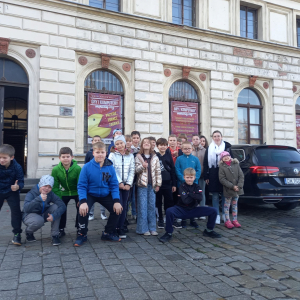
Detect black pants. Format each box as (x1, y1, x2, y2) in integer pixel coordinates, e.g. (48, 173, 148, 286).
(78, 193, 120, 235)
(156, 188, 174, 220)
(59, 195, 79, 230)
(0, 191, 22, 234)
(117, 189, 130, 230)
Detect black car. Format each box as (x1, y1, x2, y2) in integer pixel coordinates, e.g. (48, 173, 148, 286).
(230, 144, 300, 210)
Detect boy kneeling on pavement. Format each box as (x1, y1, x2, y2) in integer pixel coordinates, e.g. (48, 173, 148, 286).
(159, 168, 222, 243)
(23, 175, 66, 246)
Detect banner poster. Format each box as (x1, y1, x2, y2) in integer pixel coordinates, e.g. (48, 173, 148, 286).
(87, 93, 122, 144)
(170, 101, 199, 141)
(296, 114, 300, 149)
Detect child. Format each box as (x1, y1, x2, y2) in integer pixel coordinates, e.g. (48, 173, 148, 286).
(135, 138, 162, 235)
(159, 168, 221, 243)
(108, 135, 135, 239)
(107, 128, 122, 156)
(156, 138, 176, 228)
(0, 144, 24, 245)
(23, 175, 66, 246)
(149, 136, 157, 153)
(177, 138, 182, 149)
(219, 151, 244, 229)
(131, 130, 141, 154)
(167, 134, 182, 165)
(178, 133, 188, 143)
(85, 135, 107, 221)
(175, 141, 201, 228)
(75, 142, 122, 246)
(125, 135, 133, 152)
(51, 147, 81, 237)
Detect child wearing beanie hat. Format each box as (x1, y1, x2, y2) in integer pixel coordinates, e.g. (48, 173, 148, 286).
(218, 151, 244, 229)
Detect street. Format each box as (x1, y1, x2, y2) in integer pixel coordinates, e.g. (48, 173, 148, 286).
(0, 201, 300, 300)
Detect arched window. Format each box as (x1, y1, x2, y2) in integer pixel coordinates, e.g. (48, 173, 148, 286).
(169, 81, 200, 141)
(0, 58, 28, 85)
(84, 70, 124, 151)
(238, 88, 263, 144)
(295, 97, 300, 149)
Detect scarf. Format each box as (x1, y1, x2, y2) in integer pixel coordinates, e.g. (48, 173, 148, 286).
(225, 161, 231, 166)
(208, 140, 225, 168)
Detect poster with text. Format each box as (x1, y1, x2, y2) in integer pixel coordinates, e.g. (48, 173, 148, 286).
(296, 115, 300, 149)
(88, 93, 122, 144)
(170, 101, 199, 141)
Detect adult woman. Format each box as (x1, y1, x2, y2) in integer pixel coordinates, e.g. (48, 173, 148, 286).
(203, 130, 231, 224)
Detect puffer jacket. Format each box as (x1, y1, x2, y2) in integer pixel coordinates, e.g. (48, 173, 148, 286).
(108, 151, 135, 186)
(219, 159, 244, 198)
(192, 145, 206, 177)
(135, 153, 162, 188)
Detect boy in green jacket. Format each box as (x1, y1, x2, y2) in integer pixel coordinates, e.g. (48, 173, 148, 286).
(51, 147, 81, 237)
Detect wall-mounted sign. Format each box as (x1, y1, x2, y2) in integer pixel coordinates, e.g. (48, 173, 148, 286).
(60, 107, 73, 116)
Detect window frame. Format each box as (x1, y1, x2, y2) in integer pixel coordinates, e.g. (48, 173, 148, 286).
(297, 19, 300, 48)
(89, 0, 120, 12)
(240, 5, 258, 39)
(172, 0, 196, 27)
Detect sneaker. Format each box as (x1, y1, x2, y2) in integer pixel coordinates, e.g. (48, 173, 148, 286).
(232, 220, 241, 228)
(143, 231, 151, 236)
(172, 221, 182, 229)
(118, 229, 127, 239)
(215, 215, 221, 224)
(225, 220, 235, 229)
(101, 232, 121, 242)
(222, 214, 226, 223)
(189, 220, 199, 228)
(181, 220, 187, 228)
(26, 233, 36, 243)
(74, 233, 87, 247)
(158, 220, 164, 229)
(150, 231, 158, 236)
(88, 214, 94, 221)
(159, 233, 172, 243)
(101, 213, 108, 220)
(59, 229, 65, 238)
(203, 229, 222, 238)
(12, 233, 22, 245)
(52, 235, 61, 246)
(199, 216, 206, 220)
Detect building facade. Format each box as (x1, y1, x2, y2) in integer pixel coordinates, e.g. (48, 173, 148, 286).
(1, 0, 300, 177)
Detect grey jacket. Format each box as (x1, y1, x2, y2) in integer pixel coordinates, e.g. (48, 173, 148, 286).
(218, 159, 244, 198)
(108, 151, 135, 186)
(192, 145, 206, 177)
(22, 185, 66, 221)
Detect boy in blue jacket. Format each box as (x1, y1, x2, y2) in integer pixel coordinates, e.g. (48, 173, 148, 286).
(75, 142, 123, 246)
(175, 141, 201, 228)
(0, 144, 24, 245)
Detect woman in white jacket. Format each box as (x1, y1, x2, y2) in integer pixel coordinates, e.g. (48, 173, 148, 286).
(108, 135, 135, 239)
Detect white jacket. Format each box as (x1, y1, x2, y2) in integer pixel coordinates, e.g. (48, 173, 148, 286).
(108, 151, 135, 186)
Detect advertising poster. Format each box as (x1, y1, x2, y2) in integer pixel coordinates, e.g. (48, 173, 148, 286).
(170, 101, 199, 141)
(296, 115, 300, 149)
(88, 93, 122, 144)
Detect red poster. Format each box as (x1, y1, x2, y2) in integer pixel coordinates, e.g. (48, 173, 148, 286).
(171, 101, 199, 141)
(296, 115, 300, 149)
(88, 93, 122, 144)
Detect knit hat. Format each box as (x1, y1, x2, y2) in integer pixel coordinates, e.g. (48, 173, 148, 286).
(220, 151, 231, 161)
(113, 128, 122, 135)
(38, 175, 54, 188)
(114, 135, 126, 145)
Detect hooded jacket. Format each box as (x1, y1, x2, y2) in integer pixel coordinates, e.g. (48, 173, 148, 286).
(0, 159, 24, 194)
(135, 153, 162, 188)
(156, 152, 176, 189)
(192, 145, 206, 178)
(108, 151, 135, 186)
(77, 158, 120, 203)
(51, 160, 81, 199)
(22, 185, 66, 221)
(178, 182, 202, 210)
(219, 159, 244, 198)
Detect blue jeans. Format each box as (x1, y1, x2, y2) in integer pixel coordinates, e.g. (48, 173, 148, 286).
(198, 178, 206, 206)
(211, 192, 225, 216)
(136, 185, 156, 234)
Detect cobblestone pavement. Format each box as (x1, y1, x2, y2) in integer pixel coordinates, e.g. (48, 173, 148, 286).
(1, 201, 300, 300)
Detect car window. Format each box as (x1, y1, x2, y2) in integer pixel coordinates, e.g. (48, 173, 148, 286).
(231, 149, 246, 162)
(255, 148, 300, 164)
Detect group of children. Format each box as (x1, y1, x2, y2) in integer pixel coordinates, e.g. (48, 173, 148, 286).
(0, 128, 244, 246)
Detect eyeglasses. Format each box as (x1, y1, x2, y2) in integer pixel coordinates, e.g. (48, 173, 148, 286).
(183, 148, 192, 150)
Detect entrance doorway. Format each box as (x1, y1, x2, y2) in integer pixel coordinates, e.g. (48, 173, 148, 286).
(0, 58, 29, 174)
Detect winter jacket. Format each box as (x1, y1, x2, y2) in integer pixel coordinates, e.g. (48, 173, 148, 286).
(51, 160, 81, 199)
(135, 153, 162, 188)
(108, 151, 135, 186)
(203, 141, 231, 193)
(177, 182, 202, 210)
(156, 152, 176, 189)
(84, 148, 93, 164)
(192, 145, 206, 178)
(77, 158, 120, 203)
(175, 154, 201, 187)
(131, 145, 140, 157)
(219, 159, 244, 198)
(22, 185, 66, 221)
(0, 159, 24, 194)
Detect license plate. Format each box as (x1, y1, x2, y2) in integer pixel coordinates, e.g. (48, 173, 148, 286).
(284, 178, 300, 185)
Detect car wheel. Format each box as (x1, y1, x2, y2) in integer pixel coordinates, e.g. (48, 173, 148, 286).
(274, 202, 299, 211)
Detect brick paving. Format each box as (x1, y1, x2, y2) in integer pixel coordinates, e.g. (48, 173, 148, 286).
(1, 201, 300, 299)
